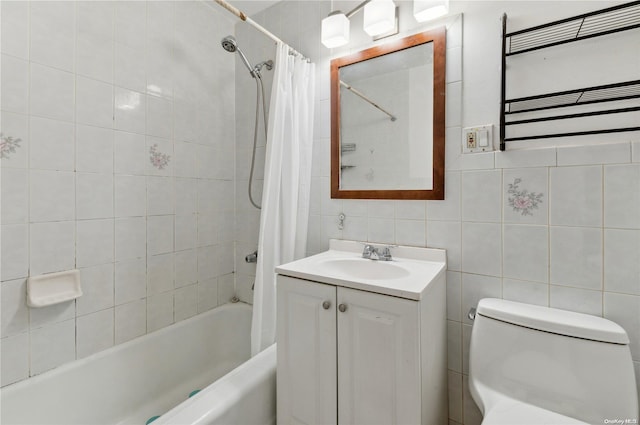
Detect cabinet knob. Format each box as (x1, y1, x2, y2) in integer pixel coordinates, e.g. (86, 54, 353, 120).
(322, 301, 331, 310)
(338, 303, 347, 313)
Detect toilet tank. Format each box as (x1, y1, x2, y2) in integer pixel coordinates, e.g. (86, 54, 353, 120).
(469, 298, 638, 424)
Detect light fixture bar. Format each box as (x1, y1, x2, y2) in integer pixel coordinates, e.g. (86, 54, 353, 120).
(346, 0, 372, 18)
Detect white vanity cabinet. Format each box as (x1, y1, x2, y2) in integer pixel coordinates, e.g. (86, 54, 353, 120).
(276, 240, 447, 425)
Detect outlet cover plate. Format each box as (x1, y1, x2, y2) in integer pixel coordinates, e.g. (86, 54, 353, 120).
(462, 124, 494, 154)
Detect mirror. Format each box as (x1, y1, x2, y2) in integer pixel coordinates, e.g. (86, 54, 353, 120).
(331, 28, 446, 200)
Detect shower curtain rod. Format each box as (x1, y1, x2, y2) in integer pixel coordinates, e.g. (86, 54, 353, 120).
(213, 0, 309, 60)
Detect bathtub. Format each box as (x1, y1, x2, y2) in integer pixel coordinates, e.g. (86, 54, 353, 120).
(1, 303, 277, 425)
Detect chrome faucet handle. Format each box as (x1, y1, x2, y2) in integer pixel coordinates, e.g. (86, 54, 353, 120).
(362, 244, 375, 259)
(379, 247, 393, 261)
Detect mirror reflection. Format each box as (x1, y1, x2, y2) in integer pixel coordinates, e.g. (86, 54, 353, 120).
(339, 42, 434, 191)
(331, 28, 446, 200)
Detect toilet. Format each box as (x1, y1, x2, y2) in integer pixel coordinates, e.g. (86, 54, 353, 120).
(469, 298, 638, 424)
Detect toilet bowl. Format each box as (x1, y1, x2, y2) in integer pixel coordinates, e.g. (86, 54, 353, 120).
(469, 298, 638, 424)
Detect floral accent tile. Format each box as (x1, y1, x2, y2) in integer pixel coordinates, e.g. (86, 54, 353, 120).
(1, 133, 22, 159)
(149, 144, 170, 170)
(507, 178, 543, 216)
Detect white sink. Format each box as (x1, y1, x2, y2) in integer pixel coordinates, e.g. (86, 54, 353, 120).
(276, 240, 447, 300)
(317, 258, 410, 280)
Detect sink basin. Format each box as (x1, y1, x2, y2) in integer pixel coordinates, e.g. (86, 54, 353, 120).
(318, 258, 410, 280)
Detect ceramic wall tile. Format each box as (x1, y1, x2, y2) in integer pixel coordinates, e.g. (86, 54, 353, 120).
(30, 319, 76, 376)
(557, 142, 630, 166)
(1, 333, 29, 386)
(1, 55, 29, 114)
(115, 258, 146, 305)
(76, 264, 114, 316)
(76, 76, 114, 129)
(174, 285, 198, 322)
(114, 131, 146, 175)
(1, 168, 28, 224)
(1, 1, 29, 59)
(146, 95, 173, 139)
(461, 273, 502, 325)
(30, 116, 75, 172)
(549, 165, 602, 227)
(76, 219, 114, 268)
(115, 299, 146, 345)
(495, 147, 556, 169)
(604, 229, 640, 295)
(174, 250, 198, 288)
(76, 2, 114, 83)
(550, 285, 602, 316)
(550, 226, 602, 290)
(448, 371, 463, 423)
(503, 225, 549, 283)
(114, 175, 146, 217)
(29, 221, 75, 276)
(30, 170, 75, 222)
(604, 293, 640, 361)
(428, 221, 461, 271)
(76, 173, 114, 220)
(114, 1, 147, 49)
(461, 170, 502, 222)
(1, 225, 29, 281)
(115, 43, 146, 93)
(604, 164, 640, 229)
(30, 63, 75, 123)
(76, 125, 113, 174)
(428, 171, 461, 221)
(147, 291, 174, 332)
(1, 279, 28, 338)
(115, 217, 146, 262)
(461, 222, 502, 277)
(76, 309, 114, 359)
(395, 220, 426, 247)
(197, 278, 219, 312)
(30, 1, 75, 71)
(114, 88, 146, 135)
(1, 111, 29, 168)
(502, 279, 549, 306)
(147, 253, 174, 295)
(447, 322, 462, 374)
(147, 216, 174, 256)
(503, 168, 548, 225)
(147, 176, 174, 216)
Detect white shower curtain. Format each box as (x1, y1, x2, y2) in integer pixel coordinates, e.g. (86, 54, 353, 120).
(251, 43, 315, 356)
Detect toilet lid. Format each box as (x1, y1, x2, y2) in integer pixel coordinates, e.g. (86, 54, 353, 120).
(482, 399, 589, 425)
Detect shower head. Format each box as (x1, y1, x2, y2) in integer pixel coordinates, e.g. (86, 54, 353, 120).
(221, 35, 257, 78)
(221, 35, 238, 53)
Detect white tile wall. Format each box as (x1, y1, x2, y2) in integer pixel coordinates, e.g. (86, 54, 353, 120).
(1, 0, 237, 386)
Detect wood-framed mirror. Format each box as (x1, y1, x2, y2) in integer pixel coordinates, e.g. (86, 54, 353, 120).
(330, 27, 446, 200)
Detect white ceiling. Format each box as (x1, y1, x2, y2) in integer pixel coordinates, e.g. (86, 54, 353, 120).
(227, 0, 280, 17)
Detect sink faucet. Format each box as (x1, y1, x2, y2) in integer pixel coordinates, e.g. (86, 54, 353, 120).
(362, 244, 393, 261)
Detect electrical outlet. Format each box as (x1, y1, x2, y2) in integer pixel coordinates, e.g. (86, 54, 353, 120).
(462, 125, 494, 153)
(466, 132, 477, 149)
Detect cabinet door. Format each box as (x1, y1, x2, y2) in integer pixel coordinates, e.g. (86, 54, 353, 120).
(337, 287, 421, 425)
(277, 276, 337, 425)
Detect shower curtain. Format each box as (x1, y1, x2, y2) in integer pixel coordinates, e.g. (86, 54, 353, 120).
(251, 42, 315, 356)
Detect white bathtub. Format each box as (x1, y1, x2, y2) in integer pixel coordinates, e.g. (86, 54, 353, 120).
(1, 303, 276, 425)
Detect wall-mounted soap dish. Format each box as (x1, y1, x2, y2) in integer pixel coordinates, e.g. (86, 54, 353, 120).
(27, 269, 82, 308)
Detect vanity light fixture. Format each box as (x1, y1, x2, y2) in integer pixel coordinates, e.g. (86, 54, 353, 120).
(321, 0, 397, 48)
(321, 11, 350, 48)
(413, 0, 449, 22)
(363, 0, 397, 36)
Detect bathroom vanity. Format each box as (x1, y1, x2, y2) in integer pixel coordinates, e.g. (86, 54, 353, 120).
(275, 240, 447, 425)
